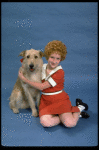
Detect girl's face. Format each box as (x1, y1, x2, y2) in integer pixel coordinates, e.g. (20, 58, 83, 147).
(47, 52, 61, 69)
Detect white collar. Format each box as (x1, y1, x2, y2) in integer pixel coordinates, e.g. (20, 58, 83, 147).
(42, 63, 62, 80)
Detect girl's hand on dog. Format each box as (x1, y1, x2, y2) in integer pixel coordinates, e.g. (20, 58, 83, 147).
(18, 71, 26, 84)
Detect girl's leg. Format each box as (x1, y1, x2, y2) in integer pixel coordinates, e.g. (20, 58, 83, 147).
(59, 112, 80, 128)
(72, 112, 80, 121)
(40, 114, 61, 127)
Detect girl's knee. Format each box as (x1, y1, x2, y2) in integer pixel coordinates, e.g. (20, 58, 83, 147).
(40, 119, 49, 127)
(63, 120, 77, 128)
(60, 113, 77, 128)
(40, 116, 52, 127)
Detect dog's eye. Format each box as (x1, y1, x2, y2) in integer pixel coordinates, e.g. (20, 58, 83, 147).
(27, 55, 30, 58)
(34, 55, 38, 59)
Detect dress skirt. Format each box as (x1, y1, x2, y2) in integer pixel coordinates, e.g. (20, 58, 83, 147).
(39, 91, 80, 117)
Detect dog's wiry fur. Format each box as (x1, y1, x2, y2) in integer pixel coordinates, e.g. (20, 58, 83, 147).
(9, 49, 43, 117)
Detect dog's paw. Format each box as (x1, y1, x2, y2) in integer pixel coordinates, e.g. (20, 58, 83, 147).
(13, 108, 19, 114)
(32, 109, 38, 117)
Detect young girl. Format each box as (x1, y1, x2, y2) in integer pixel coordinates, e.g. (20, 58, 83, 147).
(19, 40, 90, 128)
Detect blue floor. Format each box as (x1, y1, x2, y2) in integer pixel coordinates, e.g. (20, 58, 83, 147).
(1, 2, 98, 146)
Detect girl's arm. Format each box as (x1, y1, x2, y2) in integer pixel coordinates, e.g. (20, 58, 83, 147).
(18, 71, 51, 91)
(26, 79, 51, 91)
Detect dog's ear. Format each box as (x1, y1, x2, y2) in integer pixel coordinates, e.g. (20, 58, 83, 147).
(18, 50, 26, 57)
(39, 51, 44, 58)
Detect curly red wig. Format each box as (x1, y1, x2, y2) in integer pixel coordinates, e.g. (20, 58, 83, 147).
(44, 40, 67, 61)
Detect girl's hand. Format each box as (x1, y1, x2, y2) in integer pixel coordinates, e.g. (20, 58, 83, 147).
(18, 71, 26, 83)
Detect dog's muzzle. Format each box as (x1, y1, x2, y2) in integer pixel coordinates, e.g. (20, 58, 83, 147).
(29, 64, 34, 72)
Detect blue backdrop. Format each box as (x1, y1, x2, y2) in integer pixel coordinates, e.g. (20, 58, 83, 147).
(1, 2, 98, 146)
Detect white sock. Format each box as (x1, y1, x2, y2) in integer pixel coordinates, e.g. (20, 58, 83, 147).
(78, 105, 85, 112)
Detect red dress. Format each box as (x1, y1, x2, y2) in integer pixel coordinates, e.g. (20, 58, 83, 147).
(39, 64, 80, 117)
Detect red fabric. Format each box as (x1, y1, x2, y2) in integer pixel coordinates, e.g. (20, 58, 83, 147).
(39, 69, 80, 117)
(42, 69, 64, 93)
(20, 58, 23, 63)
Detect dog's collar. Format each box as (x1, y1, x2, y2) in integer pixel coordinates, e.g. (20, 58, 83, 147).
(20, 58, 24, 68)
(20, 58, 23, 63)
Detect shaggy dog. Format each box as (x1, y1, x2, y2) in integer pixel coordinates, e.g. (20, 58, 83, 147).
(9, 49, 43, 117)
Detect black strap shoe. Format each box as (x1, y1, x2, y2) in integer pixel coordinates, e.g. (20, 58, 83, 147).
(80, 112, 90, 119)
(76, 98, 88, 111)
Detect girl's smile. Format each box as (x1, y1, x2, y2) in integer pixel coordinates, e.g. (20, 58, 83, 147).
(47, 52, 61, 70)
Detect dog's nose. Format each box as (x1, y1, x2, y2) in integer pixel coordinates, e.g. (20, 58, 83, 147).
(29, 64, 34, 69)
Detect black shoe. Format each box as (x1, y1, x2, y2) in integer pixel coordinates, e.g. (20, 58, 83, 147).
(76, 98, 88, 111)
(80, 112, 90, 119)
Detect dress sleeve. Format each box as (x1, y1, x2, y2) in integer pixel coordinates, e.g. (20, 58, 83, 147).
(47, 69, 64, 87)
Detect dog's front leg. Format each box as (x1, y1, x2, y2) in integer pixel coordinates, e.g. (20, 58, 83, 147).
(25, 91, 38, 117)
(36, 92, 41, 110)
